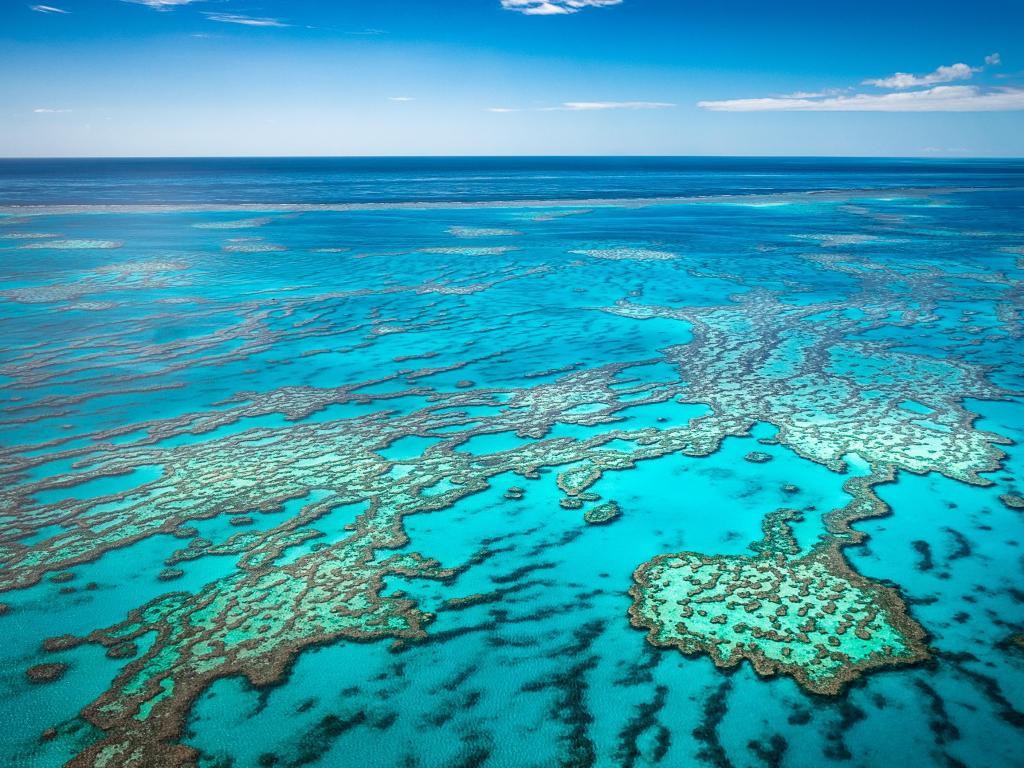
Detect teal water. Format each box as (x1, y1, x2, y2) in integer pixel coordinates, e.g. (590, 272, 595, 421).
(1, 159, 1023, 768)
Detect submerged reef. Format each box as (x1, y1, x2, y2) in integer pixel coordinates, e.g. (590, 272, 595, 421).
(584, 500, 621, 525)
(1000, 493, 1024, 510)
(571, 248, 677, 261)
(26, 662, 69, 684)
(446, 226, 521, 237)
(20, 239, 122, 250)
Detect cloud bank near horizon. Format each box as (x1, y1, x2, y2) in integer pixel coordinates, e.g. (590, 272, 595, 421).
(700, 85, 1024, 112)
(699, 55, 1021, 112)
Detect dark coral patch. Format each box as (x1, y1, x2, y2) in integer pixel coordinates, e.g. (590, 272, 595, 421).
(27, 662, 69, 683)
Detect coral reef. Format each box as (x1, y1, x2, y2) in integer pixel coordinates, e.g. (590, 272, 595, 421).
(0, 191, 1021, 766)
(630, 507, 927, 694)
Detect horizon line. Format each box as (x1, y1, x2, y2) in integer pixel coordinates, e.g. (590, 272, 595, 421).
(2, 153, 1023, 161)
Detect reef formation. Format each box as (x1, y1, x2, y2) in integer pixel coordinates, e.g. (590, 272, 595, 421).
(0, 189, 1021, 766)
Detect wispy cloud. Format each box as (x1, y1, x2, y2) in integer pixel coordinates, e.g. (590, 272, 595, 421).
(388, 96, 415, 102)
(778, 90, 838, 99)
(699, 85, 1024, 112)
(122, 0, 205, 9)
(490, 101, 673, 112)
(30, 4, 69, 13)
(555, 101, 673, 110)
(863, 62, 979, 89)
(700, 54, 1019, 112)
(500, 0, 622, 15)
(204, 13, 290, 27)
(33, 108, 72, 113)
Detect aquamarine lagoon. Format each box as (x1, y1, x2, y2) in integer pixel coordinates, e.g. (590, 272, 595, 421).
(1, 158, 1023, 767)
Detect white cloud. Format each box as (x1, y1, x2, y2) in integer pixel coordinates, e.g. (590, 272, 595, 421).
(701, 54, 1020, 113)
(500, 0, 622, 15)
(699, 85, 1024, 112)
(33, 108, 72, 113)
(122, 0, 204, 9)
(554, 101, 674, 110)
(30, 5, 69, 13)
(863, 62, 979, 89)
(388, 96, 415, 102)
(780, 91, 827, 99)
(204, 13, 289, 27)
(489, 101, 673, 112)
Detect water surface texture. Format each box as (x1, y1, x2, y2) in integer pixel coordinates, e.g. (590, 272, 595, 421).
(1, 158, 1023, 768)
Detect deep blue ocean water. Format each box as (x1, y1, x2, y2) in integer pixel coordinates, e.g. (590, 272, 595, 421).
(2, 156, 1023, 205)
(0, 158, 1022, 768)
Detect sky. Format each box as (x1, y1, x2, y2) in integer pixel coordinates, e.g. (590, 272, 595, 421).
(2, 0, 1023, 157)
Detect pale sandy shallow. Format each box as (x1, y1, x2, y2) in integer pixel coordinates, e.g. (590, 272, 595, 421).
(0, 185, 983, 216)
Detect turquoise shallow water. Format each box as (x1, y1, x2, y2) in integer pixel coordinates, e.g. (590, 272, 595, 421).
(1, 159, 1023, 768)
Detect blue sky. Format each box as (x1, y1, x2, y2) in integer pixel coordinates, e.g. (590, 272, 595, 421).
(2, 0, 1023, 156)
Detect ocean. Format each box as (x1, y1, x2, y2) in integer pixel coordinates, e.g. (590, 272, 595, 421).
(1, 157, 1022, 768)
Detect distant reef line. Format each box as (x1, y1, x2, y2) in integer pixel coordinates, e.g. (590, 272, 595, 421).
(0, 186, 990, 216)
